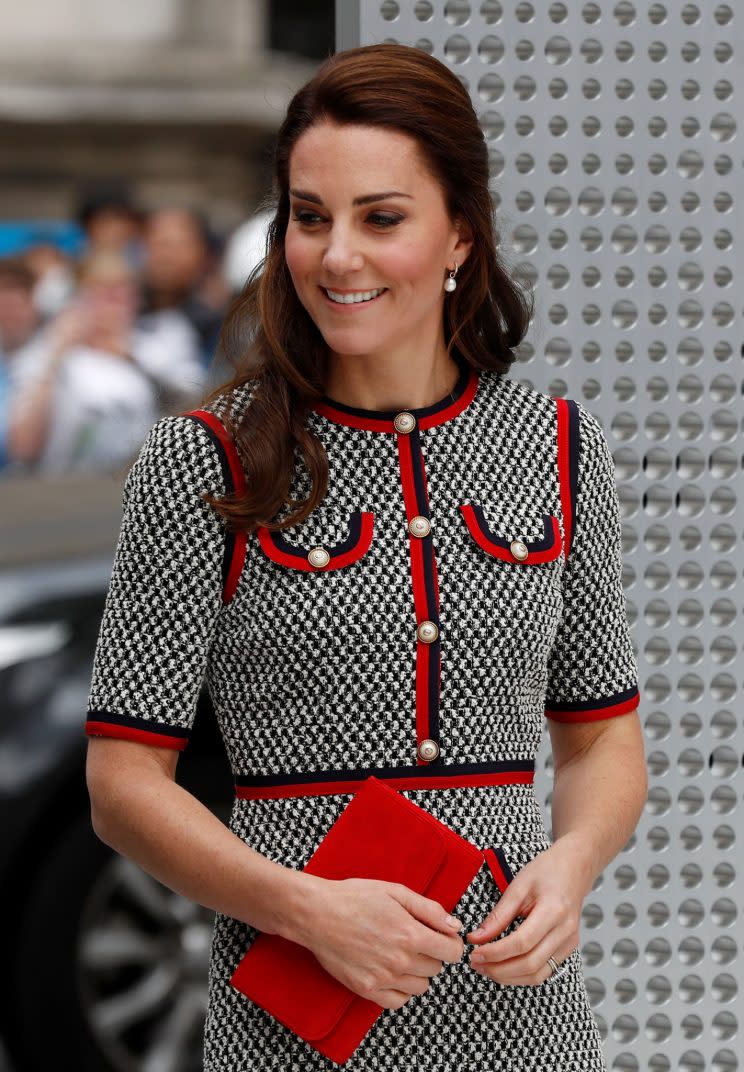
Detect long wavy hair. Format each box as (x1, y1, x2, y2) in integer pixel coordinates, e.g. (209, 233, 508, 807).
(198, 42, 533, 534)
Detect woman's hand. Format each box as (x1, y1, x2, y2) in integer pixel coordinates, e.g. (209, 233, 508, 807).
(294, 876, 465, 1010)
(466, 838, 590, 986)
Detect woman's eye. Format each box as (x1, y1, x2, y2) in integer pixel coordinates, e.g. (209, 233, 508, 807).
(291, 211, 402, 229)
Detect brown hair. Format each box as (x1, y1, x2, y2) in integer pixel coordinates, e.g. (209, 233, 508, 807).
(199, 42, 533, 535)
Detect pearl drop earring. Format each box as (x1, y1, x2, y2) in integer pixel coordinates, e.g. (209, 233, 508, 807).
(444, 262, 458, 292)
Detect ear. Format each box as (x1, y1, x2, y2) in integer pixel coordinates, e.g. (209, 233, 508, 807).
(451, 214, 474, 269)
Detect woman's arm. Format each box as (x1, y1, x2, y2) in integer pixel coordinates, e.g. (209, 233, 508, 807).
(86, 736, 317, 940)
(87, 736, 465, 1009)
(547, 709, 648, 897)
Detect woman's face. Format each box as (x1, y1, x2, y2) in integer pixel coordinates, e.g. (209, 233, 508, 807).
(284, 120, 471, 361)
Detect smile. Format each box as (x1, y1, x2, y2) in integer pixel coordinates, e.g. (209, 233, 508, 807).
(320, 286, 388, 308)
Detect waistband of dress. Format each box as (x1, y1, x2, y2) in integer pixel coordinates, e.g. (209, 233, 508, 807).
(233, 759, 535, 800)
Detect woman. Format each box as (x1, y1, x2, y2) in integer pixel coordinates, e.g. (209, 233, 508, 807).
(85, 43, 646, 1071)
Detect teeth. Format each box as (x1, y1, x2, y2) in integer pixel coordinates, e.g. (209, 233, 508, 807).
(325, 287, 386, 304)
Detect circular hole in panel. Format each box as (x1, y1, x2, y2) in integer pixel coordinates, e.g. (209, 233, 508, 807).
(516, 74, 533, 100)
(710, 936, 737, 967)
(446, 34, 473, 63)
(711, 785, 737, 816)
(548, 76, 568, 99)
(645, 936, 672, 968)
(645, 975, 673, 1005)
(478, 72, 505, 101)
(680, 711, 702, 738)
(545, 34, 571, 63)
(680, 1014, 704, 1042)
(680, 862, 703, 888)
(677, 637, 704, 666)
(445, 0, 472, 22)
(710, 596, 736, 627)
(548, 227, 568, 249)
(677, 598, 703, 627)
(645, 711, 671, 741)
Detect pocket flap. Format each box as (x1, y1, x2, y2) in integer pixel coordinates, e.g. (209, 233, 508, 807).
(459, 503, 562, 563)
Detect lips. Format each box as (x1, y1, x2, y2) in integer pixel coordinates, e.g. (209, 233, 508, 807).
(319, 286, 388, 307)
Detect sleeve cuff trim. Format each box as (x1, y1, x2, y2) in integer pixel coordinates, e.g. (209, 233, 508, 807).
(545, 685, 639, 722)
(85, 710, 190, 751)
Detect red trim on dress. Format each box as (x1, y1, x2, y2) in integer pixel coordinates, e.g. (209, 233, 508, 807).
(85, 721, 189, 750)
(553, 398, 573, 561)
(544, 688, 640, 722)
(185, 408, 248, 604)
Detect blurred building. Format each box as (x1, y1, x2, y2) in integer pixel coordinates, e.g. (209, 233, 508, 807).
(0, 0, 334, 232)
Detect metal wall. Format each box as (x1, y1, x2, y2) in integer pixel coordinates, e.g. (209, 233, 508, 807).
(337, 3, 742, 1068)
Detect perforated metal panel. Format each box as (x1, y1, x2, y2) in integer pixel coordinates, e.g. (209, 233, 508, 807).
(337, 3, 742, 1068)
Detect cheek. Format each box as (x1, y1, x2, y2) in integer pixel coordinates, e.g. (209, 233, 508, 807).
(284, 232, 314, 284)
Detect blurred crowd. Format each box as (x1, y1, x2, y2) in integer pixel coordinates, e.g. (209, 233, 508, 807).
(0, 187, 270, 478)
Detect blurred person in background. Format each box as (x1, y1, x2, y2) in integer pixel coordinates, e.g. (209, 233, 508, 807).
(76, 183, 146, 271)
(5, 248, 205, 474)
(140, 206, 230, 370)
(0, 257, 44, 469)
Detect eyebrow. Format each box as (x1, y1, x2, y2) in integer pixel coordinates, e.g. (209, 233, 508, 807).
(289, 189, 414, 207)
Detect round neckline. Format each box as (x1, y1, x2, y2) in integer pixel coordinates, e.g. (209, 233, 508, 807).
(311, 356, 480, 433)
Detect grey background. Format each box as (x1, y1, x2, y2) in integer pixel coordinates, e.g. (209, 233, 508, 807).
(338, 3, 742, 1069)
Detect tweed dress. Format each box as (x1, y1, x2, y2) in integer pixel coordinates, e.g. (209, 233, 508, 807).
(85, 354, 640, 1072)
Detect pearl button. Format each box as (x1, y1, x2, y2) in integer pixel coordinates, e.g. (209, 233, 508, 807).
(417, 620, 439, 644)
(510, 539, 529, 561)
(307, 546, 331, 568)
(418, 738, 440, 762)
(394, 411, 416, 434)
(409, 515, 431, 538)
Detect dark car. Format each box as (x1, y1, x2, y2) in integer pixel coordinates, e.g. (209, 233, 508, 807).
(0, 467, 233, 1072)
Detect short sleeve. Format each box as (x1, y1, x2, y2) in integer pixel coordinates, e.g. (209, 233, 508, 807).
(85, 414, 227, 749)
(545, 402, 640, 723)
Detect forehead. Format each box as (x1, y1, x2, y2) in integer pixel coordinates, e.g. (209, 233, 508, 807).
(289, 121, 432, 193)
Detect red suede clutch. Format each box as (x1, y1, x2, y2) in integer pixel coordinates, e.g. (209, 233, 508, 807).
(229, 775, 486, 1064)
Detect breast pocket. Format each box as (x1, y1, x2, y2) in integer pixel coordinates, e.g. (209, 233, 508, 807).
(255, 508, 375, 572)
(459, 502, 563, 565)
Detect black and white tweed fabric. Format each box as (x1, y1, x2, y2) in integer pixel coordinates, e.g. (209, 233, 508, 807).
(85, 358, 639, 1070)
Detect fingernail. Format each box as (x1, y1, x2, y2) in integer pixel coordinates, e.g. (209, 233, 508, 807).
(471, 926, 485, 937)
(448, 915, 462, 929)
(471, 953, 484, 964)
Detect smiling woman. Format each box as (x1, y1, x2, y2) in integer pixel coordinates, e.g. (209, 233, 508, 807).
(84, 40, 642, 1072)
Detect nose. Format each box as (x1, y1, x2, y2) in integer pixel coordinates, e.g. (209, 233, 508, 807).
(321, 222, 365, 277)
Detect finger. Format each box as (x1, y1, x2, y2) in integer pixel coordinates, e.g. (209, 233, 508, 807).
(473, 937, 576, 986)
(415, 922, 465, 964)
(407, 952, 444, 976)
(393, 886, 463, 935)
(470, 920, 561, 971)
(374, 987, 419, 1010)
(467, 893, 527, 944)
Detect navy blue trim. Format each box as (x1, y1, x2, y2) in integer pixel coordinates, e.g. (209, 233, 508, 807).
(317, 353, 470, 420)
(85, 709, 190, 740)
(184, 413, 237, 598)
(470, 505, 559, 553)
(565, 399, 580, 559)
(490, 845, 515, 884)
(545, 684, 639, 713)
(234, 758, 535, 790)
(265, 510, 364, 561)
